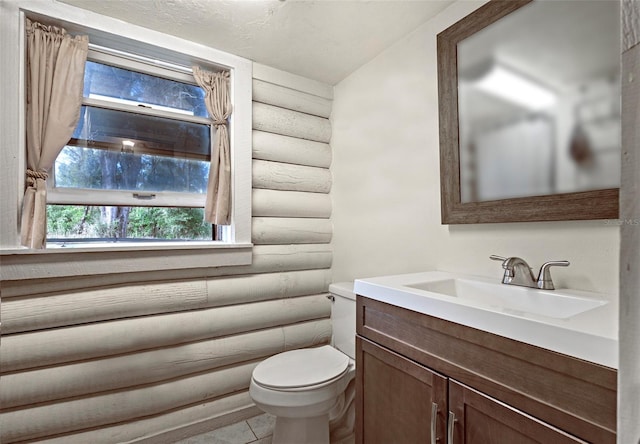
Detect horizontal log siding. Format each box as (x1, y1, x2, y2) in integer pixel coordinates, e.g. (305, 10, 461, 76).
(2, 270, 332, 335)
(0, 64, 333, 443)
(2, 293, 331, 373)
(1, 244, 333, 298)
(40, 390, 262, 444)
(253, 130, 331, 168)
(252, 79, 332, 118)
(253, 102, 331, 143)
(40, 392, 260, 444)
(253, 159, 332, 193)
(1, 320, 331, 414)
(252, 217, 333, 245)
(253, 189, 332, 218)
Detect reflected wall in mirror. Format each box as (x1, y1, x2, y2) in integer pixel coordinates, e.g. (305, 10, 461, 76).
(438, 0, 620, 224)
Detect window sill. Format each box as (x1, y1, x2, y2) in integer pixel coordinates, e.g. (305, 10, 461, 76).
(43, 240, 249, 252)
(0, 242, 253, 281)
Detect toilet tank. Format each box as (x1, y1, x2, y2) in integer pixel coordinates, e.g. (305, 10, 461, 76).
(329, 282, 356, 359)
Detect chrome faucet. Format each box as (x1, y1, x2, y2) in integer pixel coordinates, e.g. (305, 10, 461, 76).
(490, 255, 570, 290)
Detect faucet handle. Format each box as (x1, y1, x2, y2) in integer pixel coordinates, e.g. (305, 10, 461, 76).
(489, 255, 508, 262)
(537, 260, 570, 290)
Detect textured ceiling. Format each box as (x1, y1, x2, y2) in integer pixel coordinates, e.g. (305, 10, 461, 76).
(58, 0, 455, 85)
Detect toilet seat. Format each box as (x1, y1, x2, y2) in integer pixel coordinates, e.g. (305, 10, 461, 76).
(252, 345, 350, 391)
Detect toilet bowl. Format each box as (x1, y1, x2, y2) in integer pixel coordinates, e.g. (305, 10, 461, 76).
(249, 282, 356, 444)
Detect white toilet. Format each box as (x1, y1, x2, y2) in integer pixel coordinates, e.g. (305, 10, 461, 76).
(249, 282, 356, 444)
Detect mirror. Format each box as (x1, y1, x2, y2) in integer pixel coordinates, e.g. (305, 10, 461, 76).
(437, 0, 620, 224)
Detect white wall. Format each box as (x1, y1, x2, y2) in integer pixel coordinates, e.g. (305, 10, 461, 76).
(331, 0, 619, 297)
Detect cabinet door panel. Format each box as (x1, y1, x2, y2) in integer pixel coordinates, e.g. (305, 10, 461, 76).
(356, 337, 447, 444)
(449, 380, 588, 444)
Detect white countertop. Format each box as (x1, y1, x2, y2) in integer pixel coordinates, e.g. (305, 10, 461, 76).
(354, 271, 618, 369)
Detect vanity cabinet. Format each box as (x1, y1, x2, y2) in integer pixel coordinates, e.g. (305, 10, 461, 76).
(448, 379, 586, 443)
(355, 296, 617, 444)
(357, 338, 447, 443)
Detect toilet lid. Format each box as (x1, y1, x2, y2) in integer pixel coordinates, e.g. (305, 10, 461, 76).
(253, 345, 350, 389)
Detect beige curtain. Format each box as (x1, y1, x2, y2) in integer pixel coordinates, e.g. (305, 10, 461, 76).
(192, 66, 232, 225)
(20, 19, 88, 248)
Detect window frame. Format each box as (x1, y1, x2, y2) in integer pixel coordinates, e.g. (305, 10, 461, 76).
(48, 47, 214, 211)
(0, 0, 253, 279)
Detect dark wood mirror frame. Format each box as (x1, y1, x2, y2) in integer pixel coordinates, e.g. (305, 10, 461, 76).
(437, 0, 619, 224)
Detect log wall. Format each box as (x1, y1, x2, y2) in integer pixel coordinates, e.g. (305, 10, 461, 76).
(0, 63, 334, 443)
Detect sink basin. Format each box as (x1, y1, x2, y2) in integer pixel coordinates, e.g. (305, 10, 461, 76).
(405, 278, 607, 319)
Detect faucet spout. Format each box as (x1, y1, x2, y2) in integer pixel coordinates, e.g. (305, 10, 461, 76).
(490, 255, 537, 288)
(502, 257, 537, 288)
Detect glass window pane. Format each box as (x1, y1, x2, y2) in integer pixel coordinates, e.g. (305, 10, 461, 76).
(56, 105, 211, 193)
(84, 61, 208, 117)
(72, 106, 211, 159)
(47, 205, 213, 241)
(54, 146, 210, 193)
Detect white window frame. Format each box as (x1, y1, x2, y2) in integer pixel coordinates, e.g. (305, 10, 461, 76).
(48, 47, 214, 211)
(0, 0, 253, 279)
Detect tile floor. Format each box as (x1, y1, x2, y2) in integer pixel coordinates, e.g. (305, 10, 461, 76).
(176, 413, 275, 444)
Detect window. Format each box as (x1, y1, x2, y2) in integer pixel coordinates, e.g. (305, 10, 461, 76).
(1, 2, 252, 274)
(48, 49, 219, 243)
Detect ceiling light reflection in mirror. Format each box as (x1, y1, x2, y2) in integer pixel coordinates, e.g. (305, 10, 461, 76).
(457, 0, 620, 203)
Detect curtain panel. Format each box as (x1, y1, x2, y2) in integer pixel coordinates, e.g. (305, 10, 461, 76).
(192, 66, 232, 225)
(20, 19, 88, 248)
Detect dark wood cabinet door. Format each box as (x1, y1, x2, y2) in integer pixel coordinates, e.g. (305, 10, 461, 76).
(448, 380, 588, 444)
(356, 336, 447, 444)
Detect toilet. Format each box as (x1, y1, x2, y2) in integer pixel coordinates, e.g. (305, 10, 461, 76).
(249, 282, 356, 444)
